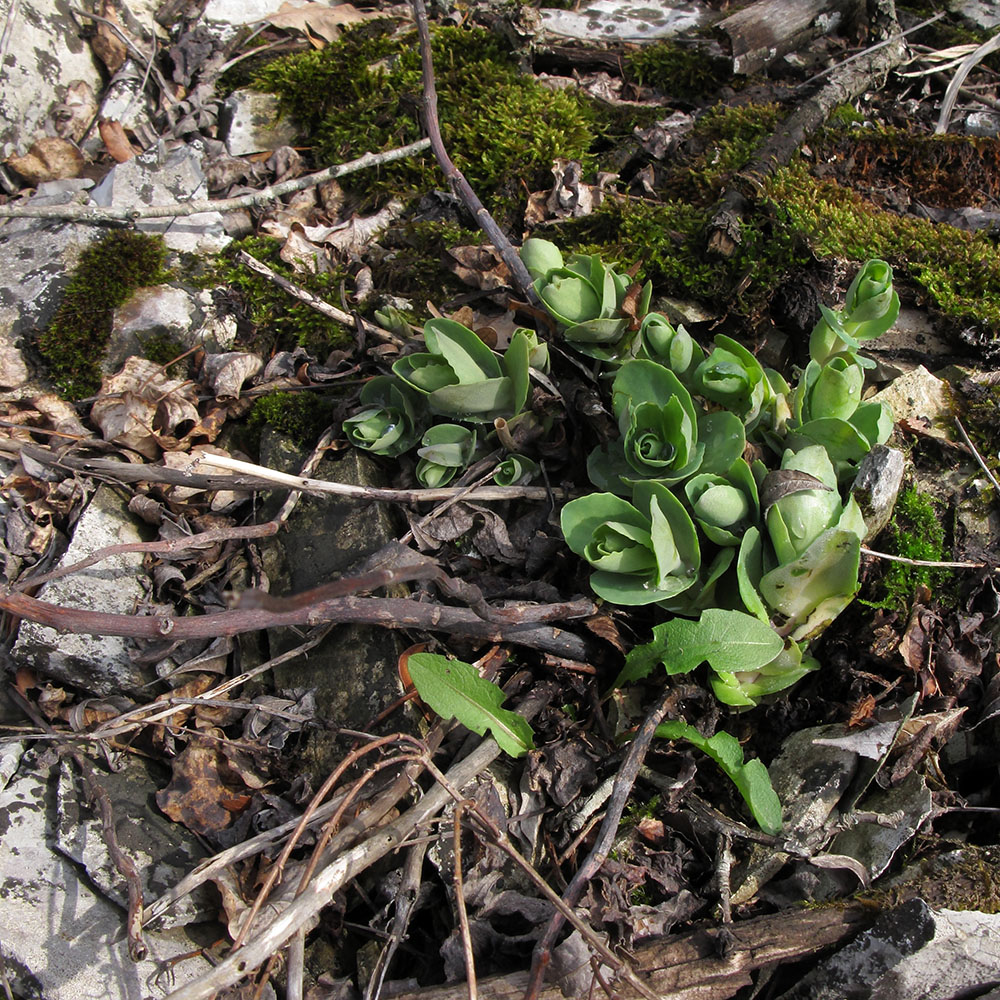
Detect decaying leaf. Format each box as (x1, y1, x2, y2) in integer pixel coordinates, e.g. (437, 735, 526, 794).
(99, 119, 136, 163)
(52, 81, 99, 143)
(6, 138, 85, 184)
(90, 1, 129, 73)
(91, 357, 201, 458)
(160, 445, 252, 510)
(265, 1, 377, 45)
(446, 246, 510, 291)
(200, 352, 263, 401)
(31, 394, 92, 439)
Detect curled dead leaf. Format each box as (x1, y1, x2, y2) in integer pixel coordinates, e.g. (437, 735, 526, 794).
(265, 0, 375, 45)
(98, 119, 136, 163)
(91, 1, 129, 73)
(53, 81, 99, 143)
(200, 352, 263, 401)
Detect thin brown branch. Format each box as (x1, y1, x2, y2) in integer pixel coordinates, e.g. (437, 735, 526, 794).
(235, 251, 407, 348)
(955, 417, 1000, 493)
(0, 141, 432, 221)
(409, 0, 538, 305)
(860, 547, 990, 570)
(453, 802, 479, 1000)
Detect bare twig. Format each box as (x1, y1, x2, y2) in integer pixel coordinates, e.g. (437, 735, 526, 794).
(409, 0, 538, 305)
(163, 738, 502, 1000)
(860, 547, 989, 570)
(235, 252, 407, 348)
(0, 141, 431, 221)
(286, 930, 305, 1000)
(524, 687, 676, 1000)
(937, 31, 1000, 133)
(955, 417, 1000, 493)
(453, 802, 478, 1000)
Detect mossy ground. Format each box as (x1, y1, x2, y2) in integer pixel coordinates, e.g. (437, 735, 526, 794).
(865, 485, 955, 612)
(209, 236, 354, 358)
(625, 40, 733, 101)
(246, 390, 334, 450)
(251, 22, 599, 228)
(38, 231, 170, 399)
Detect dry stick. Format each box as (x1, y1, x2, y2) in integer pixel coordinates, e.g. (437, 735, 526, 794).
(164, 737, 502, 1000)
(17, 443, 565, 504)
(12, 522, 279, 591)
(955, 416, 1000, 494)
(706, 2, 910, 256)
(860, 546, 989, 570)
(10, 689, 148, 961)
(523, 687, 676, 1000)
(936, 31, 1000, 133)
(409, 0, 538, 305)
(235, 251, 407, 348)
(286, 931, 305, 1000)
(0, 140, 432, 221)
(453, 801, 479, 1000)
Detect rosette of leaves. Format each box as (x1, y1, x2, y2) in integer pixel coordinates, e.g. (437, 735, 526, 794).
(693, 334, 773, 431)
(392, 318, 531, 423)
(343, 375, 425, 457)
(785, 356, 893, 474)
(520, 237, 651, 361)
(415, 424, 478, 488)
(560, 480, 700, 605)
(759, 444, 868, 641)
(684, 458, 759, 547)
(493, 453, 539, 486)
(636, 312, 703, 381)
(588, 360, 745, 493)
(809, 259, 900, 366)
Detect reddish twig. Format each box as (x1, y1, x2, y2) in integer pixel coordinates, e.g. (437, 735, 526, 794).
(409, 0, 538, 305)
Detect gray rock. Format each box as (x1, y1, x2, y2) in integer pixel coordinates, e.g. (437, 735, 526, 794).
(12, 485, 155, 695)
(0, 1, 103, 159)
(203, 0, 309, 30)
(0, 754, 215, 999)
(851, 445, 905, 543)
(89, 142, 231, 254)
(953, 0, 1000, 30)
(220, 89, 300, 157)
(106, 284, 205, 373)
(259, 431, 409, 772)
(540, 0, 712, 42)
(778, 898, 1000, 1000)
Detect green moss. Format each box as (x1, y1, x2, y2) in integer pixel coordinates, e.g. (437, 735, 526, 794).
(252, 23, 597, 226)
(38, 231, 170, 398)
(866, 485, 955, 611)
(246, 390, 333, 450)
(626, 41, 732, 100)
(765, 162, 1000, 327)
(209, 236, 354, 357)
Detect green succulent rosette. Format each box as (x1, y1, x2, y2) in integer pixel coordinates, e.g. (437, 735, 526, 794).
(560, 481, 701, 605)
(392, 318, 530, 424)
(342, 375, 425, 457)
(684, 459, 759, 547)
(809, 259, 900, 366)
(636, 312, 703, 380)
(693, 334, 772, 430)
(415, 423, 478, 488)
(493, 453, 540, 486)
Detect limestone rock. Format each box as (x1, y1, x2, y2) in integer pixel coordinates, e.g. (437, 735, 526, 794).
(851, 444, 905, 542)
(89, 142, 231, 254)
(0, 753, 215, 999)
(0, 1, 103, 159)
(106, 284, 205, 373)
(220, 89, 300, 157)
(12, 485, 154, 695)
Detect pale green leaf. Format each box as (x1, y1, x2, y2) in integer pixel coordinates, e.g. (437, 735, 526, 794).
(407, 653, 534, 758)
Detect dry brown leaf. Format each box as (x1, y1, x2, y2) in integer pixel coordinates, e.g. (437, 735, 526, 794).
(160, 445, 252, 511)
(200, 352, 263, 401)
(91, 357, 201, 458)
(99, 119, 136, 163)
(91, 1, 129, 73)
(31, 393, 92, 439)
(278, 224, 334, 275)
(446, 245, 510, 291)
(6, 138, 84, 184)
(265, 1, 373, 45)
(156, 735, 249, 835)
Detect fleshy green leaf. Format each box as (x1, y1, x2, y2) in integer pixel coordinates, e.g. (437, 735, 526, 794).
(407, 653, 534, 758)
(616, 608, 784, 687)
(654, 720, 783, 834)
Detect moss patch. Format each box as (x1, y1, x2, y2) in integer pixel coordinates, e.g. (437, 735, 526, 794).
(38, 231, 170, 399)
(246, 390, 333, 450)
(209, 236, 354, 357)
(867, 485, 955, 612)
(625, 40, 733, 100)
(251, 22, 597, 227)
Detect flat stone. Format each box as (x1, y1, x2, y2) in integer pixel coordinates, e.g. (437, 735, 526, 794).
(89, 142, 231, 254)
(0, 1, 104, 159)
(0, 754, 215, 999)
(540, 0, 712, 42)
(777, 898, 1000, 1000)
(220, 89, 300, 157)
(954, 0, 1000, 29)
(259, 431, 409, 773)
(203, 0, 311, 30)
(870, 365, 954, 428)
(106, 284, 205, 373)
(54, 756, 214, 927)
(12, 485, 154, 695)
